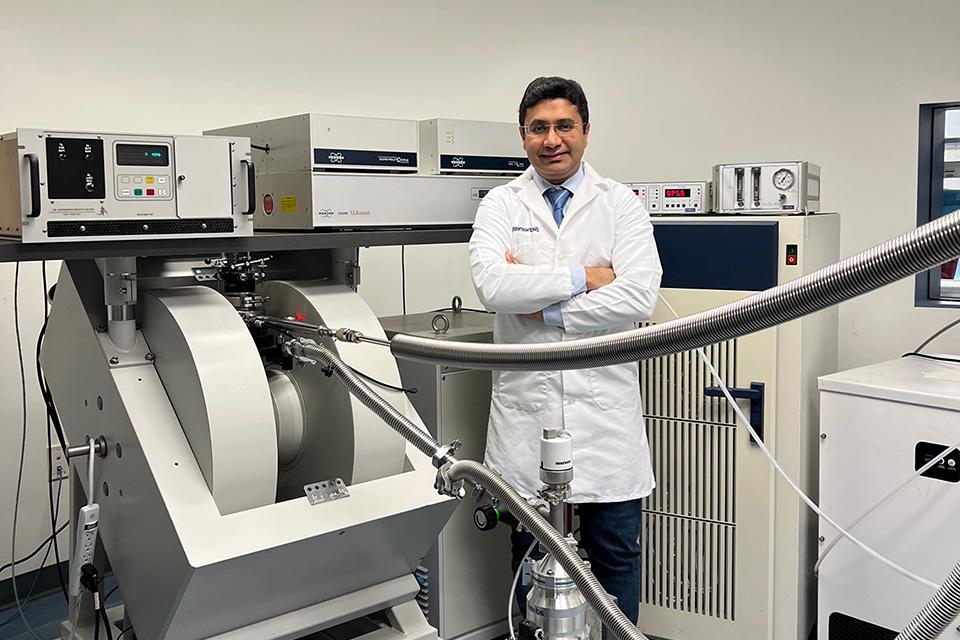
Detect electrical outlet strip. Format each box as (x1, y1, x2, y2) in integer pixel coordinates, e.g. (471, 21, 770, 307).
(68, 503, 100, 597)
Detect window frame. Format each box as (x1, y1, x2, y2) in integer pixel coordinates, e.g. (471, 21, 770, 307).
(915, 101, 960, 308)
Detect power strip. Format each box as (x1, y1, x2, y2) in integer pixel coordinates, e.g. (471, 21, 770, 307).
(68, 504, 100, 597)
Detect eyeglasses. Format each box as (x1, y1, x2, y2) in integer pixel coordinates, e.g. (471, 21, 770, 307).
(521, 119, 584, 138)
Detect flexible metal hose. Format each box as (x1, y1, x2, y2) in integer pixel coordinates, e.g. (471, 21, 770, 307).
(290, 340, 441, 459)
(293, 341, 649, 640)
(391, 210, 960, 370)
(896, 561, 960, 640)
(447, 460, 648, 640)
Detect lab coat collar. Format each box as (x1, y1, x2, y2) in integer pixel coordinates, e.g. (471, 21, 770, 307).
(531, 163, 585, 197)
(511, 162, 606, 232)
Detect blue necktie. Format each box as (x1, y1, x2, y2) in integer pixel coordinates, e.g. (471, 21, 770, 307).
(545, 187, 572, 228)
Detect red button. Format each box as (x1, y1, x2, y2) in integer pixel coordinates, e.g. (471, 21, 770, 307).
(146, 188, 155, 196)
(787, 255, 797, 265)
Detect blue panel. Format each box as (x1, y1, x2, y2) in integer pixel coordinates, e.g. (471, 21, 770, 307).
(313, 148, 417, 169)
(651, 220, 780, 291)
(440, 154, 529, 172)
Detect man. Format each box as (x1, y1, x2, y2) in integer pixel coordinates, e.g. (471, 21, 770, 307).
(468, 76, 662, 625)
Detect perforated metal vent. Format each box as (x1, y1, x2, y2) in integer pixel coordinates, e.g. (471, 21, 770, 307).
(640, 328, 738, 621)
(828, 612, 897, 640)
(47, 218, 235, 238)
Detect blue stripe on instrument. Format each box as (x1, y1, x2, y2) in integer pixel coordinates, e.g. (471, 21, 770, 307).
(313, 148, 417, 168)
(440, 154, 529, 172)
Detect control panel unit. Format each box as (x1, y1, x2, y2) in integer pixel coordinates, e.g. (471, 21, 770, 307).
(713, 161, 820, 214)
(625, 181, 710, 214)
(0, 128, 254, 242)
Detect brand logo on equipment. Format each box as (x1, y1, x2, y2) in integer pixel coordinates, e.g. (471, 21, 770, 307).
(318, 209, 334, 217)
(451, 157, 466, 168)
(263, 194, 274, 215)
(328, 152, 344, 163)
(378, 155, 410, 165)
(508, 160, 526, 168)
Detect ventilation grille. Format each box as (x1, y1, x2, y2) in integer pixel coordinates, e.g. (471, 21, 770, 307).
(640, 324, 738, 620)
(47, 218, 235, 238)
(641, 336, 738, 425)
(828, 612, 897, 640)
(641, 513, 736, 620)
(644, 418, 736, 523)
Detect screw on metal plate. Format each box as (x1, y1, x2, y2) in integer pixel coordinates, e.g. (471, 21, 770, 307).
(304, 478, 349, 505)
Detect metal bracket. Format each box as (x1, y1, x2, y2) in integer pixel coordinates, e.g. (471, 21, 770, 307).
(704, 381, 765, 444)
(191, 266, 220, 282)
(304, 478, 349, 505)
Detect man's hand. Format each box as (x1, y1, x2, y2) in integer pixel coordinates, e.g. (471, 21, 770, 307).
(585, 266, 616, 291)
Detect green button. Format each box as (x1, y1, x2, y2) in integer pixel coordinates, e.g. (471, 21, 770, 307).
(134, 188, 143, 196)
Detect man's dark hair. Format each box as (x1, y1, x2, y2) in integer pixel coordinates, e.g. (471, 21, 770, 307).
(518, 77, 589, 126)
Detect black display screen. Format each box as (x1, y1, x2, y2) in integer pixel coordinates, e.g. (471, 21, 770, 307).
(664, 188, 691, 198)
(116, 144, 169, 167)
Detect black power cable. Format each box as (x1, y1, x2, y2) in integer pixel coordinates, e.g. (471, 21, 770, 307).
(347, 365, 417, 395)
(902, 351, 960, 365)
(38, 261, 68, 601)
(912, 316, 960, 353)
(0, 521, 69, 576)
(12, 262, 43, 640)
(0, 474, 65, 629)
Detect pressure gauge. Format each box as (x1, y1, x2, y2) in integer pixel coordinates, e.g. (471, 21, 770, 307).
(773, 168, 795, 190)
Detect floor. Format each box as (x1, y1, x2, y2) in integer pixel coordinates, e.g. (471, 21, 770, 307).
(0, 575, 121, 640)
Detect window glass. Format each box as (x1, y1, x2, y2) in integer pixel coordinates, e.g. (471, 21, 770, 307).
(939, 110, 960, 298)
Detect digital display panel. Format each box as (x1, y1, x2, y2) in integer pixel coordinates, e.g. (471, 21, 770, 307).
(663, 188, 691, 198)
(116, 144, 169, 167)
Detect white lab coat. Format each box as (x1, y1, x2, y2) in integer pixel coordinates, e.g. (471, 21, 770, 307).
(469, 163, 663, 503)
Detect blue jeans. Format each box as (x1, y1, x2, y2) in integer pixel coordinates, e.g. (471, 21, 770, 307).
(511, 499, 643, 625)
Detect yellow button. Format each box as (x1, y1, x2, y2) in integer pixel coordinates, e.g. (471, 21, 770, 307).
(145, 177, 155, 184)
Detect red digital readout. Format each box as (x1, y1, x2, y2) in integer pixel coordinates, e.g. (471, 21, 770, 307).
(663, 188, 691, 198)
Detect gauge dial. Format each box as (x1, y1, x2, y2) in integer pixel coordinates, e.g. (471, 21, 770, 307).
(773, 168, 795, 190)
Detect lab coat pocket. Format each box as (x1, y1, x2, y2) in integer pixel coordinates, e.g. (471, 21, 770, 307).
(588, 363, 640, 411)
(495, 369, 549, 412)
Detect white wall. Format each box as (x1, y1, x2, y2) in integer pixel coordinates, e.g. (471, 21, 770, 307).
(2, 0, 959, 577)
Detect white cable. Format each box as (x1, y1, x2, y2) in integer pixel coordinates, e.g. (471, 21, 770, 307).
(657, 294, 939, 591)
(813, 440, 960, 575)
(87, 438, 96, 506)
(10, 262, 44, 640)
(508, 538, 539, 640)
(66, 591, 82, 640)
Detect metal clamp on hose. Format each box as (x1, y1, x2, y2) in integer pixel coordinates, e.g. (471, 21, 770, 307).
(432, 439, 462, 468)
